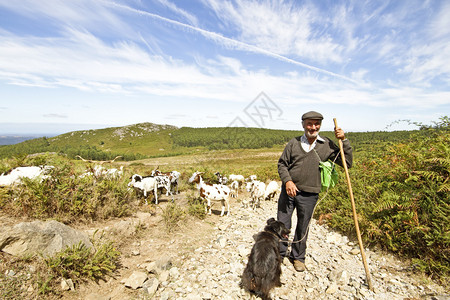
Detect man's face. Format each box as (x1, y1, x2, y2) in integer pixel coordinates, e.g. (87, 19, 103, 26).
(303, 119, 322, 139)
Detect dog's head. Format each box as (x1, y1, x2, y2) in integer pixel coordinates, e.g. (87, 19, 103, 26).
(265, 218, 290, 239)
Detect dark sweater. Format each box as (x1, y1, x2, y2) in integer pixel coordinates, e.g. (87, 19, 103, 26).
(278, 136, 353, 193)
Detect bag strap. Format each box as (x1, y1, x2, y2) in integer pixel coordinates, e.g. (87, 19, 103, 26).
(313, 149, 323, 163)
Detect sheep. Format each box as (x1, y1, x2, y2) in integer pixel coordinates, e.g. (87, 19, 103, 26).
(264, 181, 280, 201)
(0, 166, 53, 186)
(127, 174, 158, 205)
(189, 171, 230, 217)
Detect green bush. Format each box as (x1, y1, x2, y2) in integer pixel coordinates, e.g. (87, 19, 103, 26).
(0, 155, 133, 223)
(317, 117, 449, 282)
(45, 240, 120, 283)
(187, 194, 206, 219)
(161, 202, 185, 232)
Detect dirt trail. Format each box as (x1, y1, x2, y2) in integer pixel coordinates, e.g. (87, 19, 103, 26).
(65, 187, 448, 300)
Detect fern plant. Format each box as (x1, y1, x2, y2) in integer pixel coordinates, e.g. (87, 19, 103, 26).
(316, 116, 449, 282)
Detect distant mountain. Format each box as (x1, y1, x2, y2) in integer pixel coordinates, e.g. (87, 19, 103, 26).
(0, 134, 55, 146)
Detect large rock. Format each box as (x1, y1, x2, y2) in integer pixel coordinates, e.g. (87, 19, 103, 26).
(124, 271, 148, 290)
(0, 220, 92, 257)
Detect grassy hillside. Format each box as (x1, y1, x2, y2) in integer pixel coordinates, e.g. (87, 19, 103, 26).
(0, 121, 416, 160)
(0, 123, 190, 160)
(50, 123, 184, 155)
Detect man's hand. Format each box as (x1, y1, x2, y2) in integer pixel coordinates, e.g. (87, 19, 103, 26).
(334, 126, 345, 140)
(285, 181, 299, 197)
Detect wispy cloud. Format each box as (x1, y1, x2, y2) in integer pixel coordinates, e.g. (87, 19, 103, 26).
(202, 0, 348, 64)
(154, 0, 199, 26)
(104, 0, 357, 83)
(43, 113, 67, 119)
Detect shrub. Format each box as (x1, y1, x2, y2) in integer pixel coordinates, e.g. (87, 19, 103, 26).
(316, 117, 449, 282)
(45, 240, 120, 283)
(161, 202, 185, 232)
(187, 194, 206, 219)
(0, 156, 133, 223)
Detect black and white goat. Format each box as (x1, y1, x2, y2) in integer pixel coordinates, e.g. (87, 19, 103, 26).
(151, 168, 181, 195)
(128, 174, 158, 205)
(214, 172, 228, 185)
(154, 174, 174, 202)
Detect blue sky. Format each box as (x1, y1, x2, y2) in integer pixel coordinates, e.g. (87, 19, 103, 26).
(0, 0, 449, 134)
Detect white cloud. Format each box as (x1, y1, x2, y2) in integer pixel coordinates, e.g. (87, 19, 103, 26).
(155, 0, 199, 26)
(2, 23, 445, 111)
(401, 41, 450, 84)
(428, 1, 450, 39)
(202, 0, 347, 64)
(43, 113, 67, 119)
(0, 0, 448, 132)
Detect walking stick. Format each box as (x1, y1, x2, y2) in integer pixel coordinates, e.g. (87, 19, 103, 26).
(333, 118, 373, 291)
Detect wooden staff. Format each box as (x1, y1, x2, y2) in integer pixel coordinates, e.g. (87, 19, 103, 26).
(334, 118, 373, 291)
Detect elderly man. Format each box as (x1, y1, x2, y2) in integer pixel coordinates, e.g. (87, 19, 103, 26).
(277, 111, 353, 271)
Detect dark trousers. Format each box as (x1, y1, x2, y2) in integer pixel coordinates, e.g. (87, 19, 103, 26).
(277, 186, 318, 263)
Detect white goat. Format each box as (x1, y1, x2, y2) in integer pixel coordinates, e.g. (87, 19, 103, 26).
(189, 171, 230, 216)
(246, 180, 266, 210)
(248, 175, 257, 182)
(229, 174, 245, 188)
(103, 166, 124, 179)
(0, 166, 53, 186)
(230, 180, 239, 198)
(128, 174, 158, 205)
(80, 165, 123, 180)
(264, 181, 280, 201)
(169, 171, 181, 194)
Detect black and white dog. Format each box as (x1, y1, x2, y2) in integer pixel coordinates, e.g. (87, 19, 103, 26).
(241, 218, 290, 300)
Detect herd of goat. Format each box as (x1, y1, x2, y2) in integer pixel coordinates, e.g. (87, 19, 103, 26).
(0, 160, 281, 217)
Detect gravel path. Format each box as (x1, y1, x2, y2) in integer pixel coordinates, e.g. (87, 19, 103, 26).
(142, 198, 448, 300)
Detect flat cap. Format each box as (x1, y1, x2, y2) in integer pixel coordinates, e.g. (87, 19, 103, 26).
(302, 111, 323, 120)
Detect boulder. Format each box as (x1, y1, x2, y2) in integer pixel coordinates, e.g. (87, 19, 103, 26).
(0, 220, 92, 257)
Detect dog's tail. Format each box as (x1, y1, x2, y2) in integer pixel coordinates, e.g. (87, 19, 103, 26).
(241, 268, 257, 291)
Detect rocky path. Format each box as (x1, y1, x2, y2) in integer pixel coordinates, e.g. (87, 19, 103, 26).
(110, 197, 448, 300)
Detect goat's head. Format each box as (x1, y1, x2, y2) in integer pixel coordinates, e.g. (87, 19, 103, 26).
(188, 171, 204, 184)
(130, 174, 142, 182)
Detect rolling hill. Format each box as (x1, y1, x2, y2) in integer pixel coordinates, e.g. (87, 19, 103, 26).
(0, 122, 415, 160)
